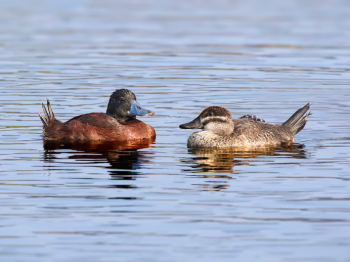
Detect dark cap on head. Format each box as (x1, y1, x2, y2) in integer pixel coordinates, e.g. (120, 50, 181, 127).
(179, 106, 232, 129)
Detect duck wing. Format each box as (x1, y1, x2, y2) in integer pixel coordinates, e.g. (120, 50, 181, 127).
(66, 113, 121, 129)
(232, 119, 262, 139)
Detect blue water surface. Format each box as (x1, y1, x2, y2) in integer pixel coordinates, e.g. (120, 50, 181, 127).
(0, 0, 350, 261)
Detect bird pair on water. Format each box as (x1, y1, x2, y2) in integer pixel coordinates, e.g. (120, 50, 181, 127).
(39, 89, 311, 148)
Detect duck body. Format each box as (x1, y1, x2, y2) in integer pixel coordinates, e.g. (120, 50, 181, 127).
(43, 113, 155, 141)
(180, 104, 311, 148)
(187, 119, 294, 148)
(39, 89, 156, 142)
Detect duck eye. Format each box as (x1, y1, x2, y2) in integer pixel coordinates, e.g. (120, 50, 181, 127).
(208, 111, 213, 116)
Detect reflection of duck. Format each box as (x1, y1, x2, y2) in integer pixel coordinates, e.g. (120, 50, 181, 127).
(43, 139, 155, 180)
(182, 144, 307, 175)
(39, 89, 155, 142)
(180, 104, 311, 148)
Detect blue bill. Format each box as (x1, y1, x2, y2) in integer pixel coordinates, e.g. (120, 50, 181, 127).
(130, 100, 154, 116)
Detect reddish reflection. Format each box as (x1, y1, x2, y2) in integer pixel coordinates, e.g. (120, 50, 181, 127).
(43, 138, 155, 178)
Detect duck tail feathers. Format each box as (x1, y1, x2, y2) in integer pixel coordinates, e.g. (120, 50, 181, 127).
(282, 103, 311, 135)
(38, 100, 56, 127)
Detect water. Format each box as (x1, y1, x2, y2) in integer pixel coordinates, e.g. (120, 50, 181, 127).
(1, 0, 350, 261)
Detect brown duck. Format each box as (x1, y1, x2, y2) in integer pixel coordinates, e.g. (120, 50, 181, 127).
(39, 89, 156, 142)
(179, 104, 311, 148)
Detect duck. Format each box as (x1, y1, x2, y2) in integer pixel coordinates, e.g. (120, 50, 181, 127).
(179, 104, 311, 148)
(39, 89, 156, 141)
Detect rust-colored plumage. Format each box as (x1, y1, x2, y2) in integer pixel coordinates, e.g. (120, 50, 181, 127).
(39, 89, 156, 142)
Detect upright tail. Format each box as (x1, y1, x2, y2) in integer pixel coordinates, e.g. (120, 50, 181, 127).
(39, 100, 56, 127)
(282, 103, 311, 135)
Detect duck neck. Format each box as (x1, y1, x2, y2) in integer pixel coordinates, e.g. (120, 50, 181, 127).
(106, 110, 135, 124)
(204, 120, 234, 136)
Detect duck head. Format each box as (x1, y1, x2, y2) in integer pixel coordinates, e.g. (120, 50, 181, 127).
(106, 89, 154, 124)
(179, 106, 234, 136)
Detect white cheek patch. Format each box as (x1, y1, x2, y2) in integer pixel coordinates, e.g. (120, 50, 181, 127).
(201, 116, 227, 123)
(203, 122, 218, 131)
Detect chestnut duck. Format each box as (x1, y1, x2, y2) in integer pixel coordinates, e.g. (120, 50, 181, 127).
(39, 89, 156, 141)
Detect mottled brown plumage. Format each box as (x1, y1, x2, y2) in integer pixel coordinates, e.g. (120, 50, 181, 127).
(39, 89, 156, 142)
(180, 104, 311, 148)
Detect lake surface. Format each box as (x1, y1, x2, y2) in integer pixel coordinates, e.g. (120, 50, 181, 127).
(1, 0, 350, 261)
